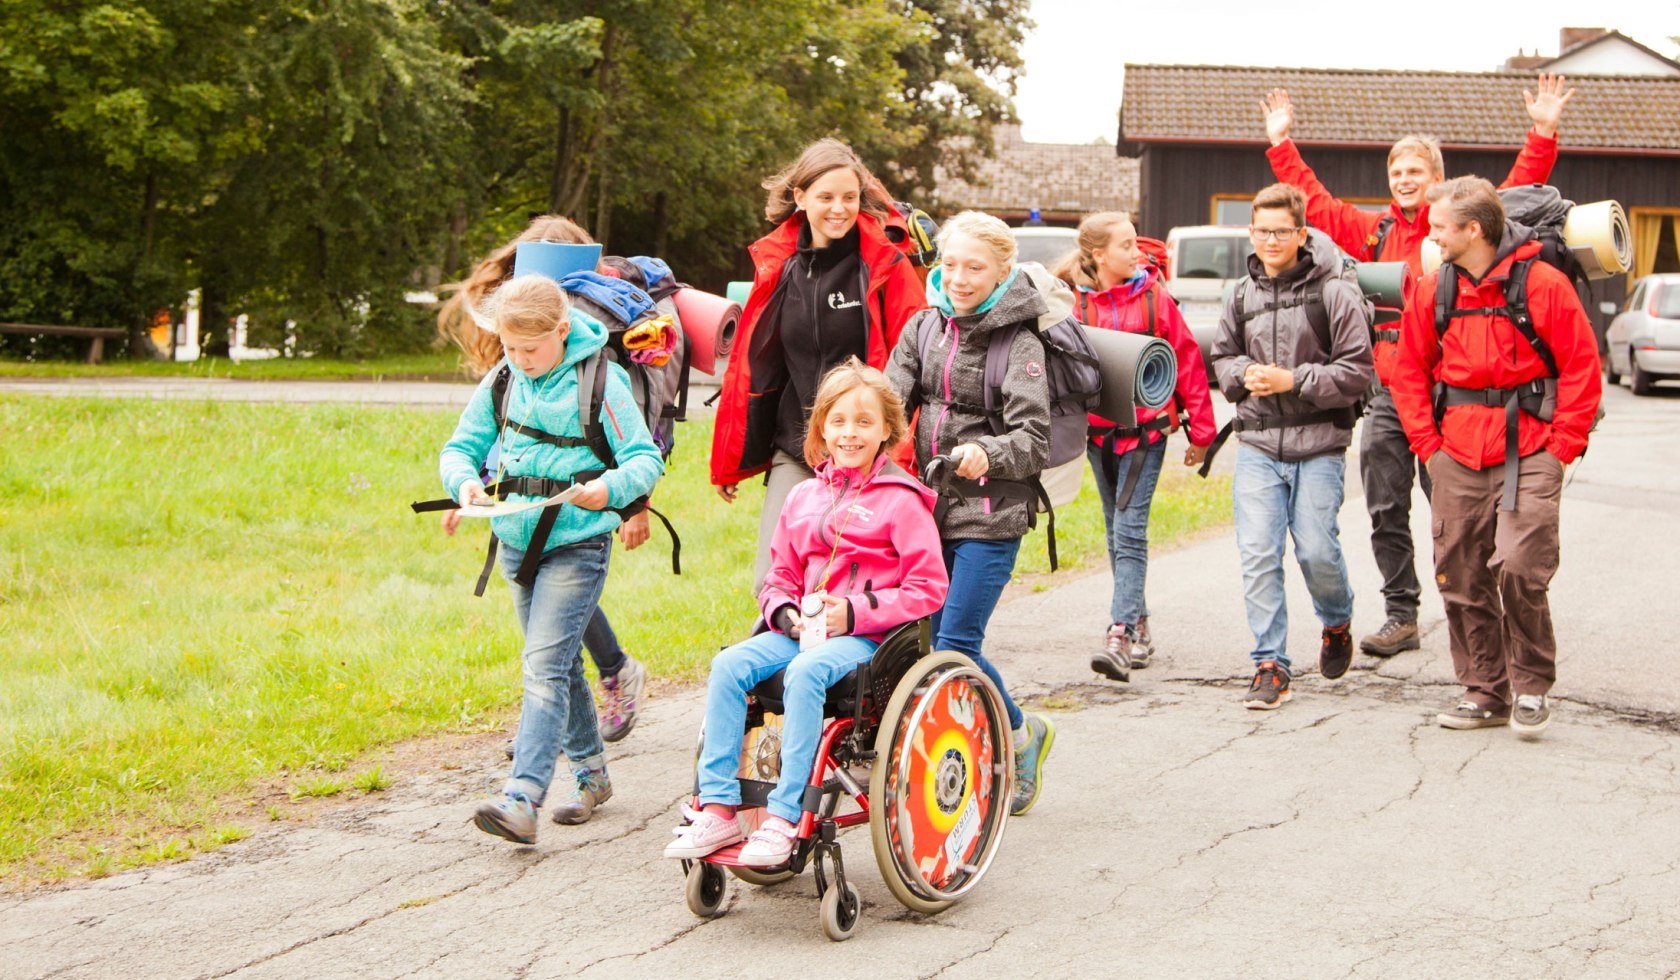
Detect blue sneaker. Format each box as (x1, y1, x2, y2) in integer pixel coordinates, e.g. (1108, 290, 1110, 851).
(473, 793, 537, 844)
(1010, 714, 1055, 816)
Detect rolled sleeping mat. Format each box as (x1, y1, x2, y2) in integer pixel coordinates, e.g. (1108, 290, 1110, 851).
(1080, 326, 1178, 429)
(1420, 239, 1443, 277)
(725, 280, 752, 308)
(1563, 200, 1632, 280)
(671, 288, 740, 375)
(1356, 261, 1413, 310)
(513, 242, 602, 281)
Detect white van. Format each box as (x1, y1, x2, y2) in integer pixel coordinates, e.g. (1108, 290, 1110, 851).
(1164, 226, 1252, 376)
(1010, 226, 1079, 269)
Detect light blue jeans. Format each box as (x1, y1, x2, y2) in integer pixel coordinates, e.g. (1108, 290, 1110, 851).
(1088, 439, 1167, 628)
(698, 630, 879, 824)
(934, 538, 1025, 732)
(1232, 447, 1354, 675)
(498, 536, 612, 805)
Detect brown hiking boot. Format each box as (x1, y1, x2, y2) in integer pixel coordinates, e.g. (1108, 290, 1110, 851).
(1360, 618, 1420, 657)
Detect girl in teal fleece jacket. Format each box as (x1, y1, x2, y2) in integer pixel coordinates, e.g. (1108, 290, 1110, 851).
(440, 273, 664, 844)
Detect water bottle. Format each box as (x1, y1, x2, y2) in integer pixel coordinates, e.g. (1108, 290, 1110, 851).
(799, 592, 827, 652)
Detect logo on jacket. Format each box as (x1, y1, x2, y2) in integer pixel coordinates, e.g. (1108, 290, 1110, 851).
(1023, 360, 1044, 378)
(828, 291, 861, 310)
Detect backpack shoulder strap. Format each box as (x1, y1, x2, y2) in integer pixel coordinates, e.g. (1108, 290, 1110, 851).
(1370, 214, 1396, 259)
(1433, 266, 1459, 340)
(1144, 283, 1157, 338)
(1504, 258, 1559, 377)
(575, 350, 616, 467)
(980, 321, 1025, 438)
(491, 363, 513, 429)
(1306, 283, 1332, 355)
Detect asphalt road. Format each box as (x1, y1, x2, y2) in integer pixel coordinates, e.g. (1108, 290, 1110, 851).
(4, 380, 1679, 978)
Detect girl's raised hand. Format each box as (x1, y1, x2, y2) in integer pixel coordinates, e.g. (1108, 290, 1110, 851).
(569, 479, 610, 511)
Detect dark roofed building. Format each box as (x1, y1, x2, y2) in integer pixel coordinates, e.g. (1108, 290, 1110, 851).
(1117, 62, 1680, 332)
(937, 125, 1138, 226)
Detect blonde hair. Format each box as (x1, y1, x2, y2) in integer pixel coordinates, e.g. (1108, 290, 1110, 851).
(493, 275, 570, 340)
(437, 215, 594, 375)
(1052, 210, 1133, 291)
(1426, 176, 1505, 249)
(763, 138, 892, 226)
(802, 358, 910, 469)
(1388, 135, 1445, 178)
(937, 211, 1017, 267)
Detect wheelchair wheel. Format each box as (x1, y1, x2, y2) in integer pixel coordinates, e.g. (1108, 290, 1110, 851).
(685, 861, 727, 918)
(819, 880, 862, 942)
(868, 651, 1012, 915)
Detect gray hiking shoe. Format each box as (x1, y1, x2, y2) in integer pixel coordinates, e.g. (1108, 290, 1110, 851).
(1510, 694, 1551, 738)
(1360, 618, 1421, 657)
(1130, 617, 1154, 669)
(473, 793, 537, 844)
(1436, 699, 1509, 730)
(600, 654, 646, 743)
(551, 768, 612, 825)
(1091, 626, 1131, 683)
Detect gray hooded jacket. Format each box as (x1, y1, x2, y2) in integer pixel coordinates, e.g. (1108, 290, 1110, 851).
(1211, 228, 1374, 461)
(886, 271, 1052, 540)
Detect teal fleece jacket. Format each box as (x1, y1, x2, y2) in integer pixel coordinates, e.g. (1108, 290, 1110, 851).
(439, 308, 664, 553)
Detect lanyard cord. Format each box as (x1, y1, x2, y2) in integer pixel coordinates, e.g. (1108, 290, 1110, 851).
(815, 474, 866, 594)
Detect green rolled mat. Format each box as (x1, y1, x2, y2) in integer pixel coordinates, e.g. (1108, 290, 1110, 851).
(1356, 261, 1412, 310)
(1081, 326, 1178, 428)
(725, 280, 752, 308)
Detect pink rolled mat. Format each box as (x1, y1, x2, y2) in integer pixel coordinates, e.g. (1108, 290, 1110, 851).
(672, 288, 740, 374)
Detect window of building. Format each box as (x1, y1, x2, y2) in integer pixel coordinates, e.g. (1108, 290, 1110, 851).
(1630, 208, 1680, 287)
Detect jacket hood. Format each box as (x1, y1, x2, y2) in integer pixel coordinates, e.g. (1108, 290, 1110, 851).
(815, 453, 938, 510)
(546, 306, 608, 377)
(1018, 261, 1077, 325)
(1245, 228, 1344, 287)
(1490, 220, 1538, 270)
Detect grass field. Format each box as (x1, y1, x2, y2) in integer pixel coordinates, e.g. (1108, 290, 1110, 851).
(0, 396, 1230, 886)
(0, 349, 467, 381)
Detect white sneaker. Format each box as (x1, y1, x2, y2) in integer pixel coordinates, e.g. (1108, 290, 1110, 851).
(663, 809, 744, 859)
(736, 815, 798, 867)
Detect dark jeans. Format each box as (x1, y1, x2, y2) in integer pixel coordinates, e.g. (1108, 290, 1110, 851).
(1360, 391, 1432, 623)
(583, 608, 625, 678)
(931, 538, 1026, 731)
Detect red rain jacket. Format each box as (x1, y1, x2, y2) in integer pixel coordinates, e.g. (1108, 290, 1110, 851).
(1266, 129, 1559, 385)
(1075, 266, 1218, 456)
(1390, 239, 1602, 468)
(710, 210, 923, 485)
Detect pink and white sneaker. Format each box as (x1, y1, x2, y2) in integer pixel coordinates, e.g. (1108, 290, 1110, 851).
(737, 816, 798, 867)
(663, 807, 744, 859)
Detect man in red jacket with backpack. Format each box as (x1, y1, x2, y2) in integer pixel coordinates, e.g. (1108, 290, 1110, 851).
(1260, 76, 1574, 660)
(1389, 176, 1601, 738)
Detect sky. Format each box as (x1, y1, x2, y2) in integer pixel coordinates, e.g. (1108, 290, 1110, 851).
(1013, 0, 1680, 144)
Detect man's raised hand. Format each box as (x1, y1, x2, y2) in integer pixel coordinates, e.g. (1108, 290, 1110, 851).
(1261, 88, 1295, 146)
(1524, 73, 1575, 139)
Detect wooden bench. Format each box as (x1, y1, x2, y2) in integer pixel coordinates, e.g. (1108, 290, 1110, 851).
(0, 322, 129, 364)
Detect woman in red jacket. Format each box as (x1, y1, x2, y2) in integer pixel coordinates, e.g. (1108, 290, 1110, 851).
(1054, 211, 1217, 680)
(711, 138, 924, 590)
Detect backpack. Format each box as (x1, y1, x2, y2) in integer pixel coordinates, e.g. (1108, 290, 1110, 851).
(1138, 236, 1170, 278)
(580, 255, 692, 459)
(915, 294, 1101, 570)
(1374, 184, 1587, 287)
(887, 201, 941, 268)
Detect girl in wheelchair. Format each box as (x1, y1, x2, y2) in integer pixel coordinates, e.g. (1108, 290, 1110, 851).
(666, 359, 948, 867)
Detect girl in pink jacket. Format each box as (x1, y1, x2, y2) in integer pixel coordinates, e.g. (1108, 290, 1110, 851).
(1054, 211, 1217, 681)
(666, 358, 948, 868)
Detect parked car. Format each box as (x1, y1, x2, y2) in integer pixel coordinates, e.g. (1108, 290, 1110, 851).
(1605, 273, 1680, 395)
(1010, 226, 1078, 269)
(1164, 225, 1253, 381)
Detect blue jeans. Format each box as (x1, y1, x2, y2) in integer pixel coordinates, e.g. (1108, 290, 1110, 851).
(1232, 447, 1355, 674)
(932, 538, 1025, 731)
(498, 536, 612, 805)
(1087, 439, 1167, 628)
(583, 608, 626, 677)
(698, 631, 879, 824)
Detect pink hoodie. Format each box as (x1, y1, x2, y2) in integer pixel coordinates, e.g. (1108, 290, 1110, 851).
(1077, 265, 1218, 457)
(759, 453, 949, 642)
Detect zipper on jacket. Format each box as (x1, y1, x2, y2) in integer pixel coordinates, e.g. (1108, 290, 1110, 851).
(931, 316, 959, 457)
(846, 561, 859, 591)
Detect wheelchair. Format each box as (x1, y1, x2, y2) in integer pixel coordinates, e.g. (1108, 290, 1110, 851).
(677, 618, 1014, 941)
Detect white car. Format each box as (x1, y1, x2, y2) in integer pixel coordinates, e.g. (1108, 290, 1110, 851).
(1009, 226, 1079, 269)
(1164, 226, 1253, 379)
(1605, 273, 1680, 395)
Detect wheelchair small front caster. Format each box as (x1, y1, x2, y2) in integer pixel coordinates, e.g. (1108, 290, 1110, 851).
(819, 880, 861, 941)
(685, 862, 727, 918)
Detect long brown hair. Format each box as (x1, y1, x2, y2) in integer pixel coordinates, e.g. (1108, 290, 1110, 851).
(437, 215, 594, 376)
(1051, 211, 1132, 292)
(762, 138, 892, 226)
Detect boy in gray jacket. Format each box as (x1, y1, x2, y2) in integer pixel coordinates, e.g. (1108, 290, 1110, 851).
(1210, 183, 1374, 709)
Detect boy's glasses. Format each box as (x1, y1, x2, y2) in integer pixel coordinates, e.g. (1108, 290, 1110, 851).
(1250, 227, 1302, 242)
